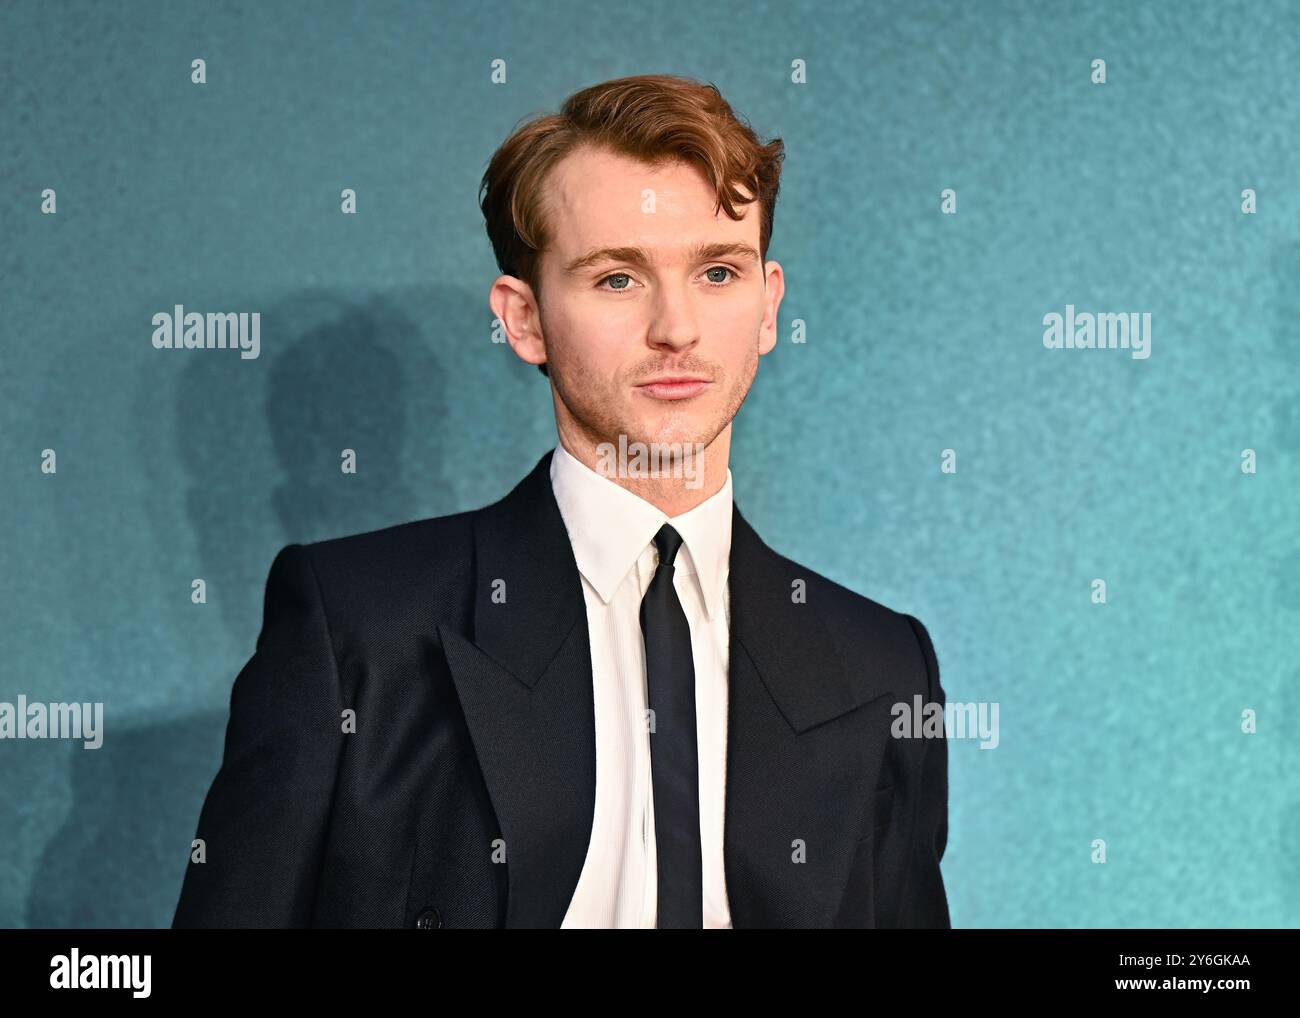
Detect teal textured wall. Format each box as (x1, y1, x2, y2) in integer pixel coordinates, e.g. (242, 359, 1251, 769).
(1, 0, 1297, 927)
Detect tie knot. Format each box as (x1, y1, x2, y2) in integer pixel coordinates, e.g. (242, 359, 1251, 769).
(652, 523, 684, 570)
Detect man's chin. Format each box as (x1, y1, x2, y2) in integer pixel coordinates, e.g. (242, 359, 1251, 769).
(616, 420, 713, 453)
(589, 425, 711, 486)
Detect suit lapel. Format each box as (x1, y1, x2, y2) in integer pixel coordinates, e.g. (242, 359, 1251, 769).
(440, 451, 595, 928)
(723, 509, 897, 926)
(442, 450, 896, 928)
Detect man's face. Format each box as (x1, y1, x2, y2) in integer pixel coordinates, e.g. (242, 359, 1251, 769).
(520, 144, 782, 459)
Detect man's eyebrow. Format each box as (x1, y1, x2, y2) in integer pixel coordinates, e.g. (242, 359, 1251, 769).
(562, 241, 761, 274)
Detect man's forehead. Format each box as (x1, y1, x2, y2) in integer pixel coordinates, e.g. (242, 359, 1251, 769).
(544, 145, 758, 254)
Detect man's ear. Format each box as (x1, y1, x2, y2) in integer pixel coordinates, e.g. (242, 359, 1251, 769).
(488, 275, 548, 370)
(758, 259, 785, 357)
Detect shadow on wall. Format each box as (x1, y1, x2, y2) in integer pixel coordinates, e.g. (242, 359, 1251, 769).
(25, 711, 227, 927)
(27, 284, 501, 927)
(176, 288, 447, 641)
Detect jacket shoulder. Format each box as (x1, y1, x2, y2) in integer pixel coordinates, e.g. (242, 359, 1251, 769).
(303, 509, 475, 567)
(285, 510, 477, 638)
(759, 539, 936, 693)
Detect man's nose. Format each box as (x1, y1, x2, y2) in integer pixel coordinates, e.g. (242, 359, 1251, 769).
(646, 285, 701, 353)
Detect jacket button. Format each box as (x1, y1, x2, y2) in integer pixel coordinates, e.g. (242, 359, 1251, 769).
(415, 907, 442, 929)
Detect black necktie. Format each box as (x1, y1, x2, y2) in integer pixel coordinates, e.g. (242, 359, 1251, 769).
(640, 523, 703, 928)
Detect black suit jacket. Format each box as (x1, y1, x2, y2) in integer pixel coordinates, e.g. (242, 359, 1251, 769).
(172, 449, 951, 928)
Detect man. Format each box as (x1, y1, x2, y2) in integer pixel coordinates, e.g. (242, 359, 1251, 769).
(172, 74, 951, 929)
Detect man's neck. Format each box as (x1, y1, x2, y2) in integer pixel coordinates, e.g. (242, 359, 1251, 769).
(555, 424, 731, 518)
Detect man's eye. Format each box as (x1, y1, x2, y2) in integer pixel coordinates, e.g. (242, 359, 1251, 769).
(598, 267, 737, 291)
(598, 273, 633, 291)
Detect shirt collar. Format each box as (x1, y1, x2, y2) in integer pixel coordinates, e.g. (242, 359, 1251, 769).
(549, 441, 732, 621)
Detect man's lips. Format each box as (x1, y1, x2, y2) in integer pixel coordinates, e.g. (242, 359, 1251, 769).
(635, 377, 712, 400)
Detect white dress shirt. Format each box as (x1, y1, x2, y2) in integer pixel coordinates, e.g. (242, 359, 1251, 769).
(550, 441, 734, 929)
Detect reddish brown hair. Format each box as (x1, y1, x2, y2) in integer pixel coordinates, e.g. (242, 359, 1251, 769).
(479, 74, 785, 376)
